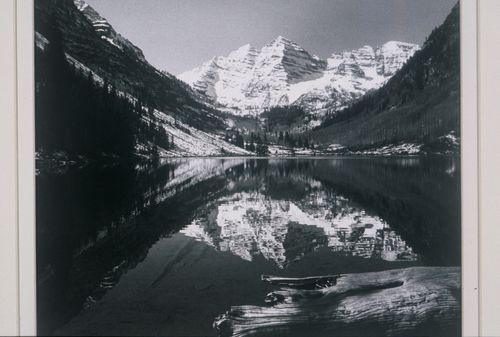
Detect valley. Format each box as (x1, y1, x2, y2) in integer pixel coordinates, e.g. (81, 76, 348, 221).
(35, 0, 459, 162)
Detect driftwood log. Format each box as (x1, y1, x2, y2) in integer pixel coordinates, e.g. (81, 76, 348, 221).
(214, 267, 460, 337)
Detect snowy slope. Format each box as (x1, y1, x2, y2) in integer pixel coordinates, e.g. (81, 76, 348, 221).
(179, 37, 419, 116)
(146, 109, 251, 157)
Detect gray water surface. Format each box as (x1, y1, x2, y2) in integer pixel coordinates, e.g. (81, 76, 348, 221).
(36, 157, 461, 336)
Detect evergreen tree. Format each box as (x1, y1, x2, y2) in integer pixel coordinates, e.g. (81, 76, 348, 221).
(235, 133, 244, 148)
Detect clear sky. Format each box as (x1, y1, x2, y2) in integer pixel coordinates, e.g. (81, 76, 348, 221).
(84, 0, 457, 75)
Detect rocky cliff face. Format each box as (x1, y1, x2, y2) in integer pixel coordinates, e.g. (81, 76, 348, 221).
(73, 0, 146, 61)
(179, 37, 419, 116)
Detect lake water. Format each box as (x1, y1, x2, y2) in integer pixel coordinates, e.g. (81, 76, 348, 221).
(36, 157, 461, 336)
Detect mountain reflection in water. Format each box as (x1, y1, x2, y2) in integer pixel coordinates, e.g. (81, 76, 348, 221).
(36, 157, 460, 336)
(182, 189, 417, 268)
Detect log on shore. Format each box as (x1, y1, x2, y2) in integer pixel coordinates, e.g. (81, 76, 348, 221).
(214, 267, 460, 337)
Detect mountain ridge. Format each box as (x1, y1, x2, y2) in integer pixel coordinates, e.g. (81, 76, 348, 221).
(179, 37, 419, 117)
(73, 0, 146, 62)
(36, 0, 229, 132)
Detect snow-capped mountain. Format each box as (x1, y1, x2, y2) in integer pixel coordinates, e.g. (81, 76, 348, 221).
(178, 37, 419, 116)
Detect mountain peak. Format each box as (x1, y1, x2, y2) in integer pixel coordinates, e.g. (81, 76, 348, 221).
(380, 40, 419, 52)
(73, 0, 89, 11)
(267, 35, 299, 48)
(272, 35, 289, 43)
(179, 37, 418, 116)
(376, 41, 419, 76)
(227, 43, 257, 61)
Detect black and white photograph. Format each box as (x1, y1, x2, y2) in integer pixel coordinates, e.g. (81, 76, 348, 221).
(34, 0, 462, 336)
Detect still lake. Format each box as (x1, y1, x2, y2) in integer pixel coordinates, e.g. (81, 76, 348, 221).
(36, 157, 461, 336)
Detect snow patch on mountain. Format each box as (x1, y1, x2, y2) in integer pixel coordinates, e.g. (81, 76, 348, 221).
(35, 32, 50, 51)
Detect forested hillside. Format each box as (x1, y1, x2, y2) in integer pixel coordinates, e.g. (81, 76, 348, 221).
(35, 24, 173, 159)
(35, 0, 253, 159)
(312, 3, 460, 153)
(35, 0, 226, 133)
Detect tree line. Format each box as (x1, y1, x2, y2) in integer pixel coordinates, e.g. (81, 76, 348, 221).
(224, 129, 316, 156)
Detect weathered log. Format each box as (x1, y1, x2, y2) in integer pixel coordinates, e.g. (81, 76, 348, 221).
(261, 274, 340, 290)
(214, 267, 460, 337)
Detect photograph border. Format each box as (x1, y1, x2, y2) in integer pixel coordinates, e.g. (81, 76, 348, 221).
(478, 0, 500, 334)
(0, 0, 20, 334)
(13, 0, 480, 335)
(460, 0, 479, 335)
(17, 0, 36, 335)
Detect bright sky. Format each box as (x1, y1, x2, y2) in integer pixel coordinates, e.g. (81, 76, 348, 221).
(84, 0, 457, 75)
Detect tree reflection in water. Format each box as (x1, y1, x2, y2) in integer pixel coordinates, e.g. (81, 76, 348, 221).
(37, 157, 460, 336)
